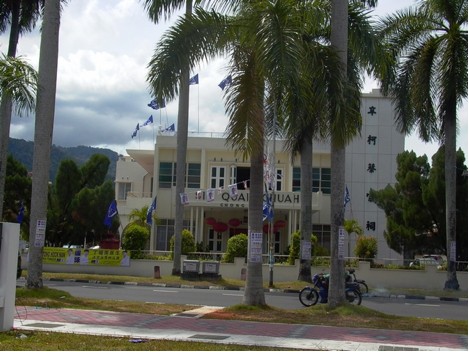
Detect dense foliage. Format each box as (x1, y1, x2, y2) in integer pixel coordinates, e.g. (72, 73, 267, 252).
(169, 229, 196, 258)
(222, 233, 248, 263)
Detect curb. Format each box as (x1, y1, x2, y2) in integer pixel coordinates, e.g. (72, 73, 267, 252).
(45, 278, 467, 302)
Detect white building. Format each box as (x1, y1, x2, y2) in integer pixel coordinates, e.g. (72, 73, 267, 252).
(115, 89, 405, 261)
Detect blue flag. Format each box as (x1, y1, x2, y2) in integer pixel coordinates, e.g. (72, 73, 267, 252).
(218, 75, 232, 90)
(104, 200, 118, 228)
(17, 202, 24, 224)
(189, 74, 199, 85)
(344, 185, 351, 208)
(131, 123, 139, 139)
(148, 99, 165, 110)
(162, 123, 175, 132)
(263, 194, 273, 221)
(146, 197, 157, 224)
(142, 115, 153, 127)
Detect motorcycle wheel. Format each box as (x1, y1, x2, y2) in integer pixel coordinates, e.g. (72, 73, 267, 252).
(357, 281, 369, 294)
(299, 287, 319, 307)
(346, 289, 362, 305)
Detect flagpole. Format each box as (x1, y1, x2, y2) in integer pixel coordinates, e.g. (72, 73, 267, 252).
(197, 83, 200, 133)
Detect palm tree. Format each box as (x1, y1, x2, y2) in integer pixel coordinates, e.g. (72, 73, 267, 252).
(0, 55, 37, 112)
(26, 0, 61, 289)
(0, 0, 44, 219)
(378, 0, 467, 290)
(147, 0, 317, 305)
(142, 0, 195, 275)
(344, 218, 363, 257)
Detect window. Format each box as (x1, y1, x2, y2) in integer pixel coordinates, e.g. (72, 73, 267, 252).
(159, 162, 175, 188)
(187, 163, 201, 188)
(208, 229, 223, 252)
(313, 224, 331, 252)
(292, 167, 301, 191)
(229, 165, 237, 185)
(293, 167, 331, 194)
(210, 166, 225, 189)
(275, 169, 283, 191)
(117, 182, 131, 200)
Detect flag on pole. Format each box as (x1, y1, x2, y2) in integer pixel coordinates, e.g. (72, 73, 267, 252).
(189, 74, 199, 85)
(131, 123, 139, 139)
(162, 123, 175, 133)
(142, 115, 153, 127)
(104, 200, 118, 228)
(17, 202, 24, 224)
(344, 185, 351, 208)
(218, 75, 232, 90)
(148, 99, 165, 110)
(263, 194, 273, 221)
(146, 197, 157, 224)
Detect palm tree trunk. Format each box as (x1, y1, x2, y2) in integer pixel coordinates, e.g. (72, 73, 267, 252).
(0, 1, 21, 217)
(444, 111, 459, 289)
(26, 0, 61, 289)
(243, 148, 266, 306)
(172, 0, 192, 275)
(298, 136, 312, 282)
(328, 0, 348, 307)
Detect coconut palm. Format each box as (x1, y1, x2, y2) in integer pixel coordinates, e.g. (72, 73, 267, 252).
(142, 0, 197, 275)
(377, 0, 467, 290)
(0, 0, 44, 219)
(26, 0, 61, 289)
(147, 0, 322, 305)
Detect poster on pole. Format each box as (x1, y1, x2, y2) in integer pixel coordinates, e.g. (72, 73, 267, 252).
(338, 226, 345, 260)
(301, 240, 311, 260)
(249, 231, 263, 263)
(34, 219, 46, 247)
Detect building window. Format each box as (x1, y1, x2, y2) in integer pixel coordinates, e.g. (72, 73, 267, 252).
(159, 162, 175, 188)
(276, 169, 283, 192)
(211, 166, 225, 189)
(117, 182, 131, 200)
(292, 167, 301, 191)
(187, 163, 201, 188)
(208, 229, 223, 252)
(313, 224, 331, 252)
(229, 165, 237, 185)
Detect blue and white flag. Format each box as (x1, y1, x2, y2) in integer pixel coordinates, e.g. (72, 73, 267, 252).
(104, 200, 118, 228)
(148, 99, 165, 110)
(344, 185, 351, 208)
(142, 115, 153, 127)
(162, 123, 175, 133)
(189, 74, 199, 85)
(218, 75, 232, 90)
(263, 194, 273, 221)
(131, 123, 139, 139)
(146, 197, 157, 224)
(17, 201, 24, 224)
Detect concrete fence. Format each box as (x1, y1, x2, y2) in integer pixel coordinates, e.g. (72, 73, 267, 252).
(34, 256, 468, 292)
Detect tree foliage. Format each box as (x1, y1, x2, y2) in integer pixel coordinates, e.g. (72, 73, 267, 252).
(122, 223, 149, 259)
(354, 235, 377, 261)
(288, 231, 318, 265)
(369, 148, 468, 263)
(170, 229, 196, 258)
(222, 233, 248, 263)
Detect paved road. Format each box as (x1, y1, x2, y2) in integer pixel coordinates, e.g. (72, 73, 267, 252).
(35, 280, 468, 320)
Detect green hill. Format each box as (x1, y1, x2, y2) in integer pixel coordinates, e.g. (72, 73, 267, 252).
(7, 138, 119, 182)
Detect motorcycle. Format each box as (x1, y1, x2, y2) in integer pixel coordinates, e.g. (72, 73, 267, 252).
(346, 268, 368, 294)
(299, 273, 362, 307)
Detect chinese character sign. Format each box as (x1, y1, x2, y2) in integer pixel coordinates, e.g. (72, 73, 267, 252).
(249, 232, 263, 263)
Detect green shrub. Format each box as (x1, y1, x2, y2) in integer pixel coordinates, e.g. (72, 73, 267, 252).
(222, 233, 248, 263)
(287, 231, 319, 265)
(354, 235, 378, 262)
(121, 223, 150, 259)
(169, 229, 196, 258)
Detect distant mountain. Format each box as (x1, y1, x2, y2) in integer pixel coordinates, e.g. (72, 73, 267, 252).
(8, 138, 119, 182)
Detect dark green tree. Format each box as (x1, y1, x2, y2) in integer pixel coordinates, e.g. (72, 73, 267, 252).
(122, 223, 150, 259)
(223, 233, 248, 263)
(378, 0, 467, 289)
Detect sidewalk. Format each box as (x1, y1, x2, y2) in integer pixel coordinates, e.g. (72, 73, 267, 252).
(14, 306, 467, 351)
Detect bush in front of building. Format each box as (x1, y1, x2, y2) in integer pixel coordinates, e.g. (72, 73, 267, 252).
(288, 231, 319, 265)
(121, 223, 150, 259)
(169, 229, 196, 259)
(354, 235, 378, 262)
(222, 233, 248, 263)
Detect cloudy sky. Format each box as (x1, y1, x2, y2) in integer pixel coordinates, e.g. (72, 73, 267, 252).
(1, 0, 467, 158)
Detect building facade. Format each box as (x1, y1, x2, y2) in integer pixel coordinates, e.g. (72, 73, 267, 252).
(115, 89, 405, 261)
